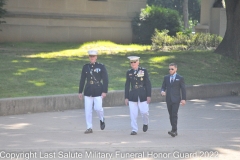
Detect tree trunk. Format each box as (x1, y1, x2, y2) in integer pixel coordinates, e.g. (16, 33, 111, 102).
(215, 0, 240, 61)
(183, 0, 189, 29)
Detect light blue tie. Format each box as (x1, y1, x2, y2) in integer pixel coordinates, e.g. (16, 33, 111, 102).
(171, 76, 174, 83)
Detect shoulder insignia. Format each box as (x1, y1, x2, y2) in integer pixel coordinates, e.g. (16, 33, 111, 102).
(97, 62, 104, 65)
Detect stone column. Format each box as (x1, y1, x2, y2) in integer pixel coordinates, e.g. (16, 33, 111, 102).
(211, 8, 226, 37)
(195, 0, 215, 33)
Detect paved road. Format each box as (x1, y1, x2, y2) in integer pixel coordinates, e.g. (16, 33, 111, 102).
(0, 96, 239, 160)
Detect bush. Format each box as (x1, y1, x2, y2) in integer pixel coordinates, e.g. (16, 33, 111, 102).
(132, 5, 181, 44)
(192, 33, 223, 49)
(209, 34, 223, 47)
(147, 0, 201, 22)
(174, 31, 194, 46)
(151, 29, 173, 50)
(151, 29, 223, 51)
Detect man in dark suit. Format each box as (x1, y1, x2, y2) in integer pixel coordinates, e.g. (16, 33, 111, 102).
(161, 63, 186, 137)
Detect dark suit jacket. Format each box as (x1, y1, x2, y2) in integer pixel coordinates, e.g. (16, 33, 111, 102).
(79, 62, 108, 97)
(125, 67, 152, 102)
(161, 74, 186, 104)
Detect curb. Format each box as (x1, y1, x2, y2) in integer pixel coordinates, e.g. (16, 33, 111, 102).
(0, 82, 239, 116)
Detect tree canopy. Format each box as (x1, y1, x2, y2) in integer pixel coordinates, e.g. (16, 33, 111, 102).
(147, 0, 201, 22)
(132, 5, 181, 44)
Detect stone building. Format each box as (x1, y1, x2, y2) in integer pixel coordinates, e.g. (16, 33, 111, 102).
(0, 0, 147, 43)
(195, 0, 226, 37)
(0, 0, 226, 43)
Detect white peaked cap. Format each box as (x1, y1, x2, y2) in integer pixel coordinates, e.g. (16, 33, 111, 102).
(88, 50, 98, 55)
(127, 56, 140, 61)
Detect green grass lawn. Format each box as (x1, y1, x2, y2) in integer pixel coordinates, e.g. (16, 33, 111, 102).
(0, 41, 240, 98)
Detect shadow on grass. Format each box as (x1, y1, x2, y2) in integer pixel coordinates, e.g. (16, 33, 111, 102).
(1, 44, 240, 98)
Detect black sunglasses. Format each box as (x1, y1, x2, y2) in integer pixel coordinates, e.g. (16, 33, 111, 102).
(130, 61, 138, 63)
(169, 68, 174, 70)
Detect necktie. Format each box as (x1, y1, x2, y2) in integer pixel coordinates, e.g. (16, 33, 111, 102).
(171, 76, 174, 83)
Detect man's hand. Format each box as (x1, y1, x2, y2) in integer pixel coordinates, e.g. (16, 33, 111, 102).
(78, 93, 83, 100)
(161, 91, 166, 96)
(101, 92, 107, 99)
(180, 100, 186, 106)
(147, 97, 151, 104)
(125, 99, 129, 106)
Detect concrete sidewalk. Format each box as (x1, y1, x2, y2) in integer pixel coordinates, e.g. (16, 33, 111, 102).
(0, 96, 239, 160)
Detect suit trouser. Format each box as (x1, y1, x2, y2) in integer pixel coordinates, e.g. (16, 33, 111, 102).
(129, 98, 149, 132)
(84, 96, 104, 129)
(167, 102, 180, 132)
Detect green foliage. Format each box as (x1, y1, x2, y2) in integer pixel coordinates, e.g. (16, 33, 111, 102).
(151, 29, 173, 50)
(1, 42, 240, 98)
(147, 0, 201, 22)
(0, 0, 6, 29)
(193, 33, 223, 49)
(174, 31, 193, 46)
(132, 5, 181, 44)
(151, 30, 223, 51)
(188, 19, 198, 31)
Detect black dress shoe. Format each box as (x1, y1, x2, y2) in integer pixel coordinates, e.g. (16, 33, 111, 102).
(143, 125, 148, 132)
(130, 131, 137, 135)
(84, 128, 93, 134)
(100, 118, 105, 130)
(168, 131, 178, 137)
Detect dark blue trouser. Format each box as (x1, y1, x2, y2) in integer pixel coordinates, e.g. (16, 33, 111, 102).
(167, 102, 180, 132)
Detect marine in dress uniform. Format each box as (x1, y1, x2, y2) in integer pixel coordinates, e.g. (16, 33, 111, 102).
(160, 63, 186, 137)
(124, 56, 152, 135)
(78, 50, 108, 134)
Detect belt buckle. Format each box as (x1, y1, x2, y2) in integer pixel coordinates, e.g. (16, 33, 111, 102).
(90, 81, 94, 84)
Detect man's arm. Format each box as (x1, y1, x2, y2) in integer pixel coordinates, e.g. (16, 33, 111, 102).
(180, 76, 186, 100)
(101, 64, 108, 93)
(144, 69, 152, 104)
(161, 76, 167, 96)
(124, 71, 130, 106)
(78, 66, 86, 100)
(144, 69, 152, 97)
(180, 76, 186, 105)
